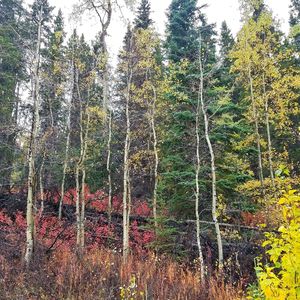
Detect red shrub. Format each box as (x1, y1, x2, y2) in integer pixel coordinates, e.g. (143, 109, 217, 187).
(15, 211, 26, 229)
(133, 200, 152, 217)
(130, 220, 155, 253)
(0, 210, 12, 226)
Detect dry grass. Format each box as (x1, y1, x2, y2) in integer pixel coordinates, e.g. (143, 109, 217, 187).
(0, 248, 244, 300)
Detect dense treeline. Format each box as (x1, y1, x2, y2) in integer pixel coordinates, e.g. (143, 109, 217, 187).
(0, 0, 299, 298)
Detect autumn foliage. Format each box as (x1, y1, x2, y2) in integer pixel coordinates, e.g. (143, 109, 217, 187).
(0, 186, 245, 299)
(0, 247, 243, 300)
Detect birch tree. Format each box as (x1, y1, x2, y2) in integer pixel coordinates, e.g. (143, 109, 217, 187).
(25, 0, 53, 266)
(195, 52, 205, 280)
(122, 45, 133, 261)
(198, 33, 223, 270)
(59, 43, 74, 220)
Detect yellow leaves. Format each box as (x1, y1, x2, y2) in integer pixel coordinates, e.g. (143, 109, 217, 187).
(237, 176, 300, 208)
(54, 30, 63, 42)
(87, 106, 106, 126)
(120, 275, 144, 300)
(129, 150, 153, 171)
(256, 189, 300, 300)
(262, 240, 271, 247)
(53, 61, 62, 76)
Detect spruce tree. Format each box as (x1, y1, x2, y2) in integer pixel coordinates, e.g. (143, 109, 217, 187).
(165, 0, 198, 62)
(219, 21, 234, 61)
(0, 0, 24, 190)
(290, 0, 300, 50)
(290, 0, 300, 27)
(162, 5, 218, 218)
(133, 0, 153, 30)
(39, 9, 66, 191)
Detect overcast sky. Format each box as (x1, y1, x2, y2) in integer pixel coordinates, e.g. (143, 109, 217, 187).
(24, 0, 291, 61)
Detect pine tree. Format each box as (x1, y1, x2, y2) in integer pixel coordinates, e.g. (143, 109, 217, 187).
(165, 0, 198, 63)
(133, 0, 153, 30)
(290, 0, 300, 27)
(162, 5, 218, 218)
(219, 21, 234, 62)
(290, 0, 300, 50)
(0, 0, 24, 190)
(211, 22, 248, 198)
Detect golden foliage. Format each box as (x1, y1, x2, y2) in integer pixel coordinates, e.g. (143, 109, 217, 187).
(254, 190, 300, 300)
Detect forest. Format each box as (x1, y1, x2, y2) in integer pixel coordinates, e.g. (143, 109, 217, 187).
(0, 0, 299, 299)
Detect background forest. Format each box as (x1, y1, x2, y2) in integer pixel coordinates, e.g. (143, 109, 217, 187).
(0, 0, 299, 299)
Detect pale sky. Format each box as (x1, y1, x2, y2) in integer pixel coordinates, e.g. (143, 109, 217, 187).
(25, 0, 291, 62)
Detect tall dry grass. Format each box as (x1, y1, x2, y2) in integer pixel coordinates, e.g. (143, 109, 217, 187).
(0, 248, 244, 300)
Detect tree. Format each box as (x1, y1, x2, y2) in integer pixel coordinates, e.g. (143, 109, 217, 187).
(162, 0, 199, 218)
(119, 24, 134, 261)
(289, 0, 300, 79)
(133, 0, 153, 30)
(219, 21, 234, 65)
(116, 16, 163, 258)
(39, 9, 66, 212)
(197, 23, 223, 270)
(0, 0, 24, 191)
(290, 0, 300, 27)
(74, 0, 114, 222)
(230, 4, 282, 197)
(59, 29, 76, 220)
(165, 0, 198, 63)
(25, 0, 53, 266)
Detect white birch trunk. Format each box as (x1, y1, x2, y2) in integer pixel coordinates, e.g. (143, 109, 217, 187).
(75, 164, 81, 248)
(107, 109, 112, 223)
(123, 60, 133, 263)
(198, 35, 223, 269)
(195, 46, 205, 280)
(150, 84, 158, 230)
(39, 152, 45, 214)
(75, 71, 91, 251)
(75, 69, 84, 250)
(25, 6, 43, 267)
(59, 57, 74, 220)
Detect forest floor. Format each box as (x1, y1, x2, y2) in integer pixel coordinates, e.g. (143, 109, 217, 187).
(0, 189, 253, 299)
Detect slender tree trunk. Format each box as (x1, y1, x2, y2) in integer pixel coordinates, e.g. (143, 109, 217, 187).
(195, 48, 205, 280)
(59, 59, 74, 220)
(75, 73, 90, 251)
(107, 109, 112, 223)
(123, 121, 130, 262)
(10, 82, 20, 189)
(262, 73, 274, 187)
(123, 64, 133, 263)
(75, 69, 84, 250)
(150, 84, 159, 230)
(79, 106, 90, 250)
(58, 117, 71, 220)
(248, 67, 265, 195)
(80, 168, 86, 248)
(198, 36, 223, 270)
(25, 7, 42, 267)
(89, 0, 113, 224)
(39, 152, 45, 214)
(125, 174, 132, 254)
(75, 164, 81, 248)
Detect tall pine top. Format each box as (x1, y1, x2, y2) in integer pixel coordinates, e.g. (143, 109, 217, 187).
(133, 0, 153, 30)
